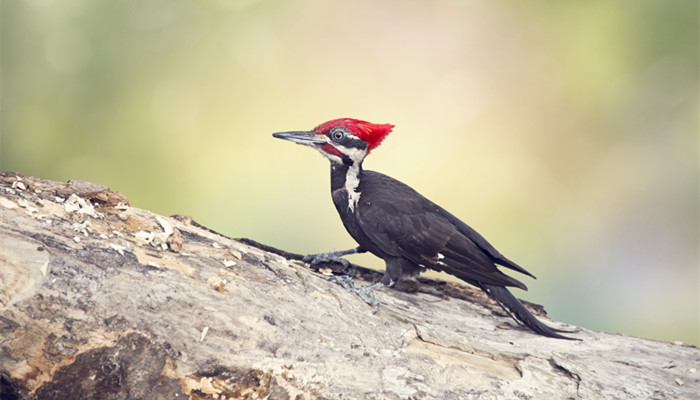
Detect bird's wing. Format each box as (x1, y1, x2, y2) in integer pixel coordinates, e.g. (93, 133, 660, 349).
(442, 211, 536, 279)
(356, 186, 529, 290)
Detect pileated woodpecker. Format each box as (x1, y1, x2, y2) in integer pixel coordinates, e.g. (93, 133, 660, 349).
(273, 118, 574, 340)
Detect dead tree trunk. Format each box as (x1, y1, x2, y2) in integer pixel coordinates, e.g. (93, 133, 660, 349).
(0, 172, 697, 399)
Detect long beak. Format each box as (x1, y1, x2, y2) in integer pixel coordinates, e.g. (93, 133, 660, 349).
(272, 131, 326, 146)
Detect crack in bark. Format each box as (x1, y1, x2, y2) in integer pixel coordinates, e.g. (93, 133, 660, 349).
(549, 357, 581, 396)
(409, 324, 522, 379)
(411, 324, 498, 361)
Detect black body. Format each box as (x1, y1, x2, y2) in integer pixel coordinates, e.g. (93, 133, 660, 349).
(331, 163, 571, 339)
(332, 164, 532, 289)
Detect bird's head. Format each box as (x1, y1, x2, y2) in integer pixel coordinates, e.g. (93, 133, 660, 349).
(273, 118, 394, 165)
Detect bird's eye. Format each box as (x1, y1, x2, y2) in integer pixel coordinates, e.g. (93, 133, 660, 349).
(332, 129, 344, 141)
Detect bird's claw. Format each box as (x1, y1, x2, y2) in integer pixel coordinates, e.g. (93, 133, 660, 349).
(329, 275, 383, 314)
(303, 250, 351, 269)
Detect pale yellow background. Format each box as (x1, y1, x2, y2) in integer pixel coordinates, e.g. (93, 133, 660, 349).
(2, 0, 697, 344)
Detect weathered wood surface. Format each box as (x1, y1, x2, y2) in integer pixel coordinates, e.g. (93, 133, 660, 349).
(0, 172, 698, 399)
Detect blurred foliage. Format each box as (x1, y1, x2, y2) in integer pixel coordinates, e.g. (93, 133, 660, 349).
(2, 0, 697, 345)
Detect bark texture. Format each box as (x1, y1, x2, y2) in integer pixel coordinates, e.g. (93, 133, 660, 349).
(1, 172, 698, 399)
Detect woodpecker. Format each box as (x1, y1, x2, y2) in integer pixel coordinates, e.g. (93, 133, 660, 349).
(273, 118, 574, 340)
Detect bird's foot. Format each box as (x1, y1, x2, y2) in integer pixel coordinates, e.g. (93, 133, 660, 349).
(303, 248, 360, 270)
(329, 275, 384, 314)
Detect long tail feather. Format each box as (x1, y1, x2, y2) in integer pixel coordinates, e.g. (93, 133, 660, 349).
(480, 283, 578, 340)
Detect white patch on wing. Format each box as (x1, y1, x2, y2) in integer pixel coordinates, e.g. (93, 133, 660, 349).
(437, 253, 445, 260)
(345, 163, 361, 212)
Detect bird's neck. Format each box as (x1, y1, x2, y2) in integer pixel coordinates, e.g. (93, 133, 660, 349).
(331, 161, 364, 212)
(331, 161, 361, 189)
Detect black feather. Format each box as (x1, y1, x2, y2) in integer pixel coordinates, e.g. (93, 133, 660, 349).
(479, 283, 578, 340)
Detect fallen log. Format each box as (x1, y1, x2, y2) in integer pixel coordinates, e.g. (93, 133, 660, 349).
(0, 172, 697, 399)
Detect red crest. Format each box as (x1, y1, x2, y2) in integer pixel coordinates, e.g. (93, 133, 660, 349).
(314, 118, 394, 152)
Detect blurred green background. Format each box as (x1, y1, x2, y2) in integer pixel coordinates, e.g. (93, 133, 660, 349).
(2, 0, 697, 345)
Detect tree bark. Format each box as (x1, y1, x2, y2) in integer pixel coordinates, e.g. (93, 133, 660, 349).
(1, 172, 697, 399)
